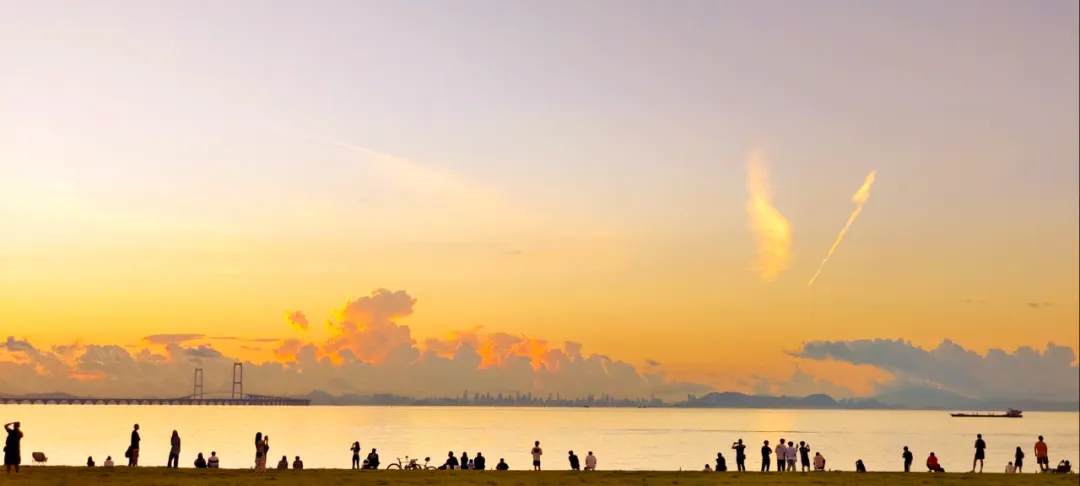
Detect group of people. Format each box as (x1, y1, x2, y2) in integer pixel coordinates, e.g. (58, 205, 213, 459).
(86, 425, 221, 470)
(710, 438, 824, 472)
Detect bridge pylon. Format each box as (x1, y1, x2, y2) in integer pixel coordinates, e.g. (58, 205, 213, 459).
(193, 368, 204, 399)
(232, 362, 243, 399)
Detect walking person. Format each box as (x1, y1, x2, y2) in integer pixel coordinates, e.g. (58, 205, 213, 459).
(3, 422, 22, 474)
(350, 441, 361, 469)
(1014, 446, 1025, 473)
(760, 440, 772, 472)
(902, 446, 913, 472)
(972, 433, 986, 473)
(167, 430, 181, 468)
(732, 439, 746, 472)
(530, 441, 543, 471)
(127, 424, 141, 466)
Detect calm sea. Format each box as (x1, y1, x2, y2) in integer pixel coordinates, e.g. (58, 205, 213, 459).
(3, 406, 1077, 472)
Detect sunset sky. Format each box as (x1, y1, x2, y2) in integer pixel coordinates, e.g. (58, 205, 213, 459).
(2, 0, 1077, 400)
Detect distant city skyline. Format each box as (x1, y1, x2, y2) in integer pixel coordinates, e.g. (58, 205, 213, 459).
(2, 0, 1077, 402)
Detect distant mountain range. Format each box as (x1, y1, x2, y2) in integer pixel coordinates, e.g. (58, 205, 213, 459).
(5, 387, 1077, 411)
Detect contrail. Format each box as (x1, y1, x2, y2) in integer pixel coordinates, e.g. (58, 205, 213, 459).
(807, 171, 877, 286)
(745, 151, 792, 282)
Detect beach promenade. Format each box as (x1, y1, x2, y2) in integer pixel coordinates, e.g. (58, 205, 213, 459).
(0, 468, 1076, 486)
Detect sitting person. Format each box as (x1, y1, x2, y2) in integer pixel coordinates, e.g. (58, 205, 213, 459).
(277, 455, 289, 469)
(813, 452, 825, 471)
(194, 453, 207, 468)
(855, 459, 866, 473)
(365, 449, 380, 469)
(703, 464, 712, 471)
(207, 451, 220, 468)
(87, 456, 95, 467)
(1005, 462, 1015, 474)
(496, 458, 509, 470)
(1055, 460, 1072, 474)
(292, 456, 304, 469)
(103, 456, 115, 468)
(927, 452, 945, 472)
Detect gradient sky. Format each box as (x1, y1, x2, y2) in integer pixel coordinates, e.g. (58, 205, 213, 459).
(2, 0, 1077, 396)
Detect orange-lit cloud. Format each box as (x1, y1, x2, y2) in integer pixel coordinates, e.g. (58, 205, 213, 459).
(285, 311, 309, 331)
(745, 151, 792, 282)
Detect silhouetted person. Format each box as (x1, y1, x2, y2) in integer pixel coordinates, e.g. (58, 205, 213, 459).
(292, 456, 303, 469)
(4, 422, 22, 474)
(760, 440, 771, 472)
(277, 455, 289, 469)
(461, 452, 470, 470)
(531, 441, 543, 471)
(585, 451, 597, 470)
(207, 451, 219, 468)
(775, 439, 786, 472)
(1035, 436, 1049, 472)
(444, 451, 458, 470)
(568, 450, 580, 470)
(731, 439, 746, 471)
(474, 452, 486, 470)
(87, 456, 95, 467)
(168, 430, 181, 468)
(103, 456, 114, 467)
(855, 459, 866, 473)
(799, 442, 811, 472)
(127, 424, 140, 466)
(1014, 446, 1025, 473)
(366, 449, 379, 469)
(350, 441, 361, 469)
(716, 452, 727, 471)
(194, 453, 207, 468)
(902, 446, 913, 472)
(927, 452, 944, 472)
(703, 464, 712, 471)
(496, 458, 509, 470)
(972, 433, 986, 473)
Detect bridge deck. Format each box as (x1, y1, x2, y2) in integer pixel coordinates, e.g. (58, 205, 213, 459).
(0, 397, 310, 406)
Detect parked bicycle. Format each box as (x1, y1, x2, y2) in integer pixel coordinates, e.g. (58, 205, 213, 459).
(386, 456, 435, 470)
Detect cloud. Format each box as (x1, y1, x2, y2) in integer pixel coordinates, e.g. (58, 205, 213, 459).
(1028, 302, 1053, 309)
(143, 334, 206, 345)
(285, 311, 309, 331)
(792, 338, 1079, 401)
(745, 151, 792, 282)
(645, 359, 661, 367)
(0, 289, 712, 402)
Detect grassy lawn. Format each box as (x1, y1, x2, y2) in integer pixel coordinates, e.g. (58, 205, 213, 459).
(0, 468, 1076, 486)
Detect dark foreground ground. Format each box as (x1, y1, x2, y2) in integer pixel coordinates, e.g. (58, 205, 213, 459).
(0, 468, 1075, 486)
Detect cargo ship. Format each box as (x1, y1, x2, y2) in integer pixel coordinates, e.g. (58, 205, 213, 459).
(950, 408, 1022, 418)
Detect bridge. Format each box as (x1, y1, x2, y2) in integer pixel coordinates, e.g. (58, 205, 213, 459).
(0, 363, 310, 406)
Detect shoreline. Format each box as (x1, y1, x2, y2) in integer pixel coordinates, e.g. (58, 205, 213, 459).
(0, 468, 1074, 486)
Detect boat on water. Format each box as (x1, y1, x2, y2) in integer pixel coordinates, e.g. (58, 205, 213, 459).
(951, 408, 1022, 418)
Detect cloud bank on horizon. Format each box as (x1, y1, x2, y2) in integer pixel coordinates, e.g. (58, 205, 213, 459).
(1, 288, 1076, 403)
(792, 338, 1080, 402)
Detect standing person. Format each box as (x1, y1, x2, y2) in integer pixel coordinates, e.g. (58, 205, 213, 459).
(972, 433, 986, 473)
(1034, 436, 1049, 472)
(568, 450, 580, 470)
(799, 442, 811, 472)
(167, 430, 181, 468)
(732, 439, 746, 472)
(774, 439, 786, 472)
(760, 440, 772, 472)
(785, 442, 797, 471)
(530, 441, 543, 471)
(902, 446, 913, 472)
(585, 451, 597, 471)
(1014, 446, 1025, 473)
(254, 432, 268, 473)
(128, 424, 141, 467)
(350, 441, 361, 469)
(3, 422, 22, 474)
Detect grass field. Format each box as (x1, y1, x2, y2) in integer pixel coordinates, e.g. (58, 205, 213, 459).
(0, 468, 1076, 486)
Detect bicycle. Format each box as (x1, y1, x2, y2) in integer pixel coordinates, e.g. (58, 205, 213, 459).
(386, 456, 435, 470)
